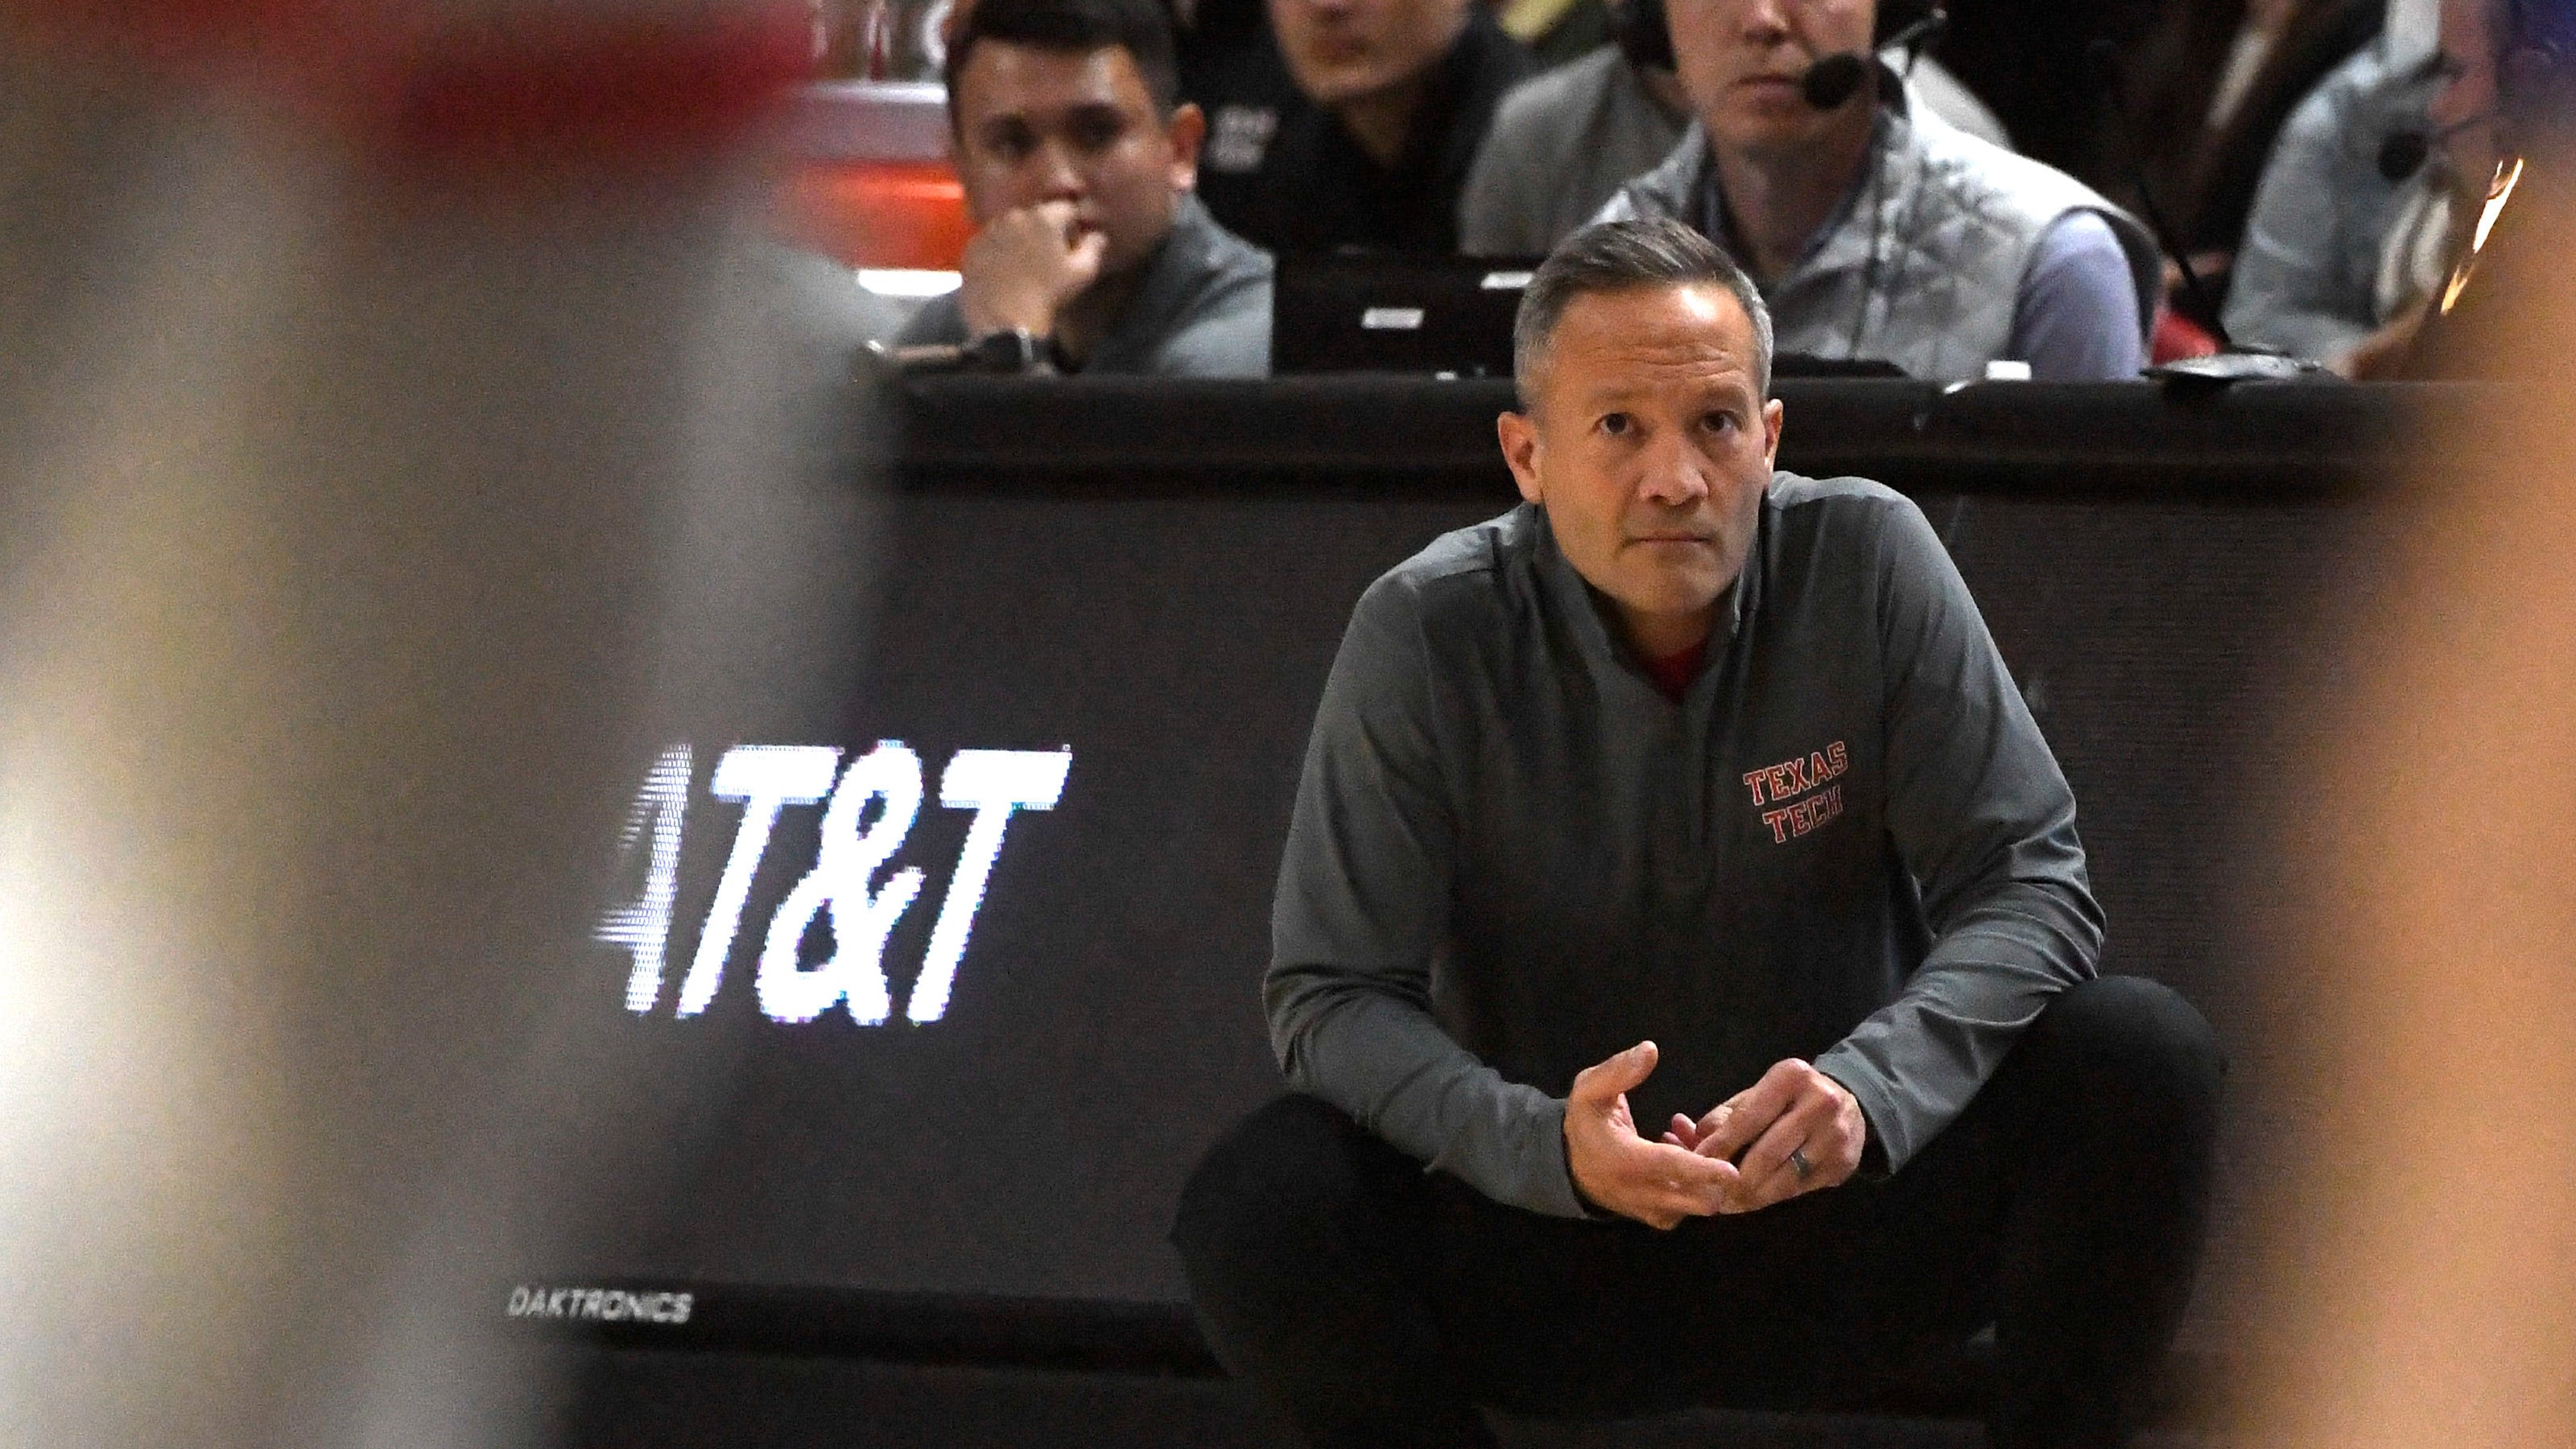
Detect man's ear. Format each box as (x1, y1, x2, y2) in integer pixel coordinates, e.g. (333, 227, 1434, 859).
(1497, 409, 1545, 505)
(944, 88, 995, 225)
(1761, 396, 1784, 469)
(1166, 101, 1207, 192)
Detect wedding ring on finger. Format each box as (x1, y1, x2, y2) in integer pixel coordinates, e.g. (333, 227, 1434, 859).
(1788, 1146, 1814, 1182)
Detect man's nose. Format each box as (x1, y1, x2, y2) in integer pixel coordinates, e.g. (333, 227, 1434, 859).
(1030, 138, 1085, 199)
(1738, 0, 1792, 43)
(1637, 430, 1714, 506)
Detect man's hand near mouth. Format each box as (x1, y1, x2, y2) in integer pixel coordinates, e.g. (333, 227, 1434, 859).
(958, 196, 1111, 341)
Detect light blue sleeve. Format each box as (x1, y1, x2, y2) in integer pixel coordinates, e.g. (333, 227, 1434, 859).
(2005, 210, 2148, 382)
(2221, 59, 2388, 363)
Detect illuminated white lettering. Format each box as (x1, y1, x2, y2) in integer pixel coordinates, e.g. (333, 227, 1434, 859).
(507, 1284, 696, 1325)
(758, 742, 927, 1025)
(597, 745, 693, 1013)
(906, 748, 1072, 1023)
(673, 745, 842, 1017)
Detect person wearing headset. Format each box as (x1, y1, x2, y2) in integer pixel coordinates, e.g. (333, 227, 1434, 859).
(2220, 0, 2445, 373)
(1456, 0, 2010, 258)
(1591, 0, 2161, 381)
(2233, 0, 2562, 377)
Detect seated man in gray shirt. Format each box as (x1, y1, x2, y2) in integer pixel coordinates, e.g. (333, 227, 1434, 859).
(901, 0, 1274, 376)
(1172, 220, 2222, 1448)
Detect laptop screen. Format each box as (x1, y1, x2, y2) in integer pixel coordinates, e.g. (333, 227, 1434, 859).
(1271, 253, 1543, 377)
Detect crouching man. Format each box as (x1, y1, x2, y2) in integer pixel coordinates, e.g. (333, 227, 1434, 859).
(1172, 218, 2220, 1448)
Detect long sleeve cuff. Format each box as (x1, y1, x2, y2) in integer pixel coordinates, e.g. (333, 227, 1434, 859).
(1812, 1042, 1913, 1175)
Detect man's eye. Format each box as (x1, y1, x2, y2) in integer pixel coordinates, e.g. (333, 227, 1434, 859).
(1702, 411, 1738, 432)
(1600, 412, 1631, 436)
(973, 120, 1035, 158)
(1071, 116, 1127, 150)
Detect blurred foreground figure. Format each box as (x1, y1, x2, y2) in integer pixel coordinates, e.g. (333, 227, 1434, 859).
(0, 6, 872, 1444)
(1174, 220, 2223, 1448)
(2232, 41, 2576, 1449)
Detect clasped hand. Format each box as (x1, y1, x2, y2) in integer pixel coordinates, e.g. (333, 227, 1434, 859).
(1563, 1042, 1865, 1230)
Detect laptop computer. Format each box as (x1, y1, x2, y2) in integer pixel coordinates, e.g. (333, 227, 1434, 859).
(1271, 253, 1917, 381)
(1271, 252, 1542, 378)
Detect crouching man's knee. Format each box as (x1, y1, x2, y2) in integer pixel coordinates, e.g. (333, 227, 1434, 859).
(1171, 1093, 1398, 1303)
(2019, 975, 2225, 1152)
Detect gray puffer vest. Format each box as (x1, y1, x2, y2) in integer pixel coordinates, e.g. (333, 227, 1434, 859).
(1593, 80, 2160, 381)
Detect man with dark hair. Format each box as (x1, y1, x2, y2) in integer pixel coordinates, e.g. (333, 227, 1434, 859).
(1190, 0, 1533, 254)
(1171, 217, 2222, 1447)
(902, 0, 1274, 374)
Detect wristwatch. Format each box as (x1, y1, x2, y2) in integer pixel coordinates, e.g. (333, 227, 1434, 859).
(963, 327, 1058, 374)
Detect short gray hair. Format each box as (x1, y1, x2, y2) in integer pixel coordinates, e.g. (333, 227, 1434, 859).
(1510, 217, 1775, 407)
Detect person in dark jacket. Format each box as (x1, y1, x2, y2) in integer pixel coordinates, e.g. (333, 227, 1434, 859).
(1191, 0, 1534, 251)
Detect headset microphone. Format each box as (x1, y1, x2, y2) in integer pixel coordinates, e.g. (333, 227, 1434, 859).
(2378, 114, 2496, 180)
(1798, 9, 1948, 110)
(1799, 52, 1872, 109)
(2378, 130, 2431, 181)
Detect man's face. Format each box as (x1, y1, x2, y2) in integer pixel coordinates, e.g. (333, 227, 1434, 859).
(2429, 0, 2503, 200)
(1269, 0, 1472, 107)
(951, 42, 1201, 279)
(1498, 283, 1783, 652)
(1667, 0, 1876, 153)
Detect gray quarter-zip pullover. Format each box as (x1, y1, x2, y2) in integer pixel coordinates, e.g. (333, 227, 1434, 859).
(1266, 475, 2102, 1218)
(901, 195, 1274, 377)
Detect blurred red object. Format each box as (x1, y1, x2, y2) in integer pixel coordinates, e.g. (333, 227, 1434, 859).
(0, 0, 815, 170)
(778, 80, 968, 269)
(378, 9, 811, 167)
(782, 157, 970, 267)
(2153, 307, 2224, 363)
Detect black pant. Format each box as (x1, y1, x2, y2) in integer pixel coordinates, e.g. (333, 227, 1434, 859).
(1171, 976, 2223, 1449)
